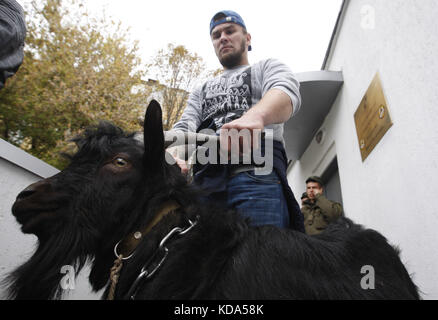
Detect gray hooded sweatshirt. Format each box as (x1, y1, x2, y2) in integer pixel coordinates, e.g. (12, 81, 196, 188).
(173, 58, 301, 145)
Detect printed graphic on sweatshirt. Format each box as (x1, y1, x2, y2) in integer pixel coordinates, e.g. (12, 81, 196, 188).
(201, 67, 252, 129)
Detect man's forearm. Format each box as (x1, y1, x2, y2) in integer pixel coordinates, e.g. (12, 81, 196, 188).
(315, 194, 343, 221)
(243, 88, 293, 127)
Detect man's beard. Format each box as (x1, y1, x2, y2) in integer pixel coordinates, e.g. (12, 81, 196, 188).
(219, 39, 247, 69)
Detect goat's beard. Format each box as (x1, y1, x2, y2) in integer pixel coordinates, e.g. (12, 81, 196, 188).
(3, 228, 90, 300)
(218, 38, 247, 69)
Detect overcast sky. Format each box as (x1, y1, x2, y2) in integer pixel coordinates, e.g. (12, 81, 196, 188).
(18, 0, 343, 76)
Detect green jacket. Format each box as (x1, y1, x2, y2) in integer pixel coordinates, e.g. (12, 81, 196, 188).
(301, 194, 343, 235)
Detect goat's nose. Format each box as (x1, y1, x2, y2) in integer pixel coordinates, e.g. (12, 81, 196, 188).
(16, 180, 51, 201)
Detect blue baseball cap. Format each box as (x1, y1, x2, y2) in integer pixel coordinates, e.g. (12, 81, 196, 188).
(210, 10, 252, 51)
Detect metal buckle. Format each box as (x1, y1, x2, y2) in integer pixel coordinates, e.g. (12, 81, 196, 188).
(113, 240, 135, 260)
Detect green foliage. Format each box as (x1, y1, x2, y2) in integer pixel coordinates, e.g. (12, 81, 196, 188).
(0, 0, 150, 169)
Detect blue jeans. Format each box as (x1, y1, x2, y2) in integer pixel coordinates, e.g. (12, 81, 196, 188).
(202, 170, 290, 228)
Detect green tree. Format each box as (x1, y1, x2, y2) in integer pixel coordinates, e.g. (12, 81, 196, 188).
(0, 0, 150, 168)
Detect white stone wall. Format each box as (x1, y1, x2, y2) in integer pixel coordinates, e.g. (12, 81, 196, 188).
(288, 0, 438, 299)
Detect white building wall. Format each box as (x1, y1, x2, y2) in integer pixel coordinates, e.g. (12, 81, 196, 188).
(288, 0, 438, 299)
(0, 142, 101, 299)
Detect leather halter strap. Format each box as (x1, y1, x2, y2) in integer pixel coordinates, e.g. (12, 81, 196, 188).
(114, 200, 181, 259)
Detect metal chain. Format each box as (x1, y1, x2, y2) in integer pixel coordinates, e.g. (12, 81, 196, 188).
(126, 216, 199, 300)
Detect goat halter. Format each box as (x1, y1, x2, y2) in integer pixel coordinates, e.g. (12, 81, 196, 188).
(126, 216, 199, 300)
(113, 200, 181, 260)
(107, 200, 198, 300)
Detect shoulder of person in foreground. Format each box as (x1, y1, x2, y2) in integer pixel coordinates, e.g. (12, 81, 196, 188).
(0, 0, 26, 89)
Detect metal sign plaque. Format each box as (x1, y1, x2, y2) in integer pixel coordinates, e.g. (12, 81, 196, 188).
(354, 73, 393, 161)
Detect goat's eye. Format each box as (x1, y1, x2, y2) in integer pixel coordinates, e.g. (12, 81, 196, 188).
(113, 157, 128, 167)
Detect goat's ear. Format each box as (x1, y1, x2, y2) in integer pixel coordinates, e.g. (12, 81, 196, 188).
(143, 100, 165, 173)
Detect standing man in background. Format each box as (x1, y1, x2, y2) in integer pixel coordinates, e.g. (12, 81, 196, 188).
(302, 176, 343, 235)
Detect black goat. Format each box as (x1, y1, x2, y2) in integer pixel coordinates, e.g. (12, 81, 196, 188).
(6, 100, 419, 300)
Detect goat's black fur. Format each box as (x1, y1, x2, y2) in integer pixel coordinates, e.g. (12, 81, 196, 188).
(5, 100, 419, 300)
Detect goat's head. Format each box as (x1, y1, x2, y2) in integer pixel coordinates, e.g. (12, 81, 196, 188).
(12, 100, 168, 241)
(7, 100, 177, 299)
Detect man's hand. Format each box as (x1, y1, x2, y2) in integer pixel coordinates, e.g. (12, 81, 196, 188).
(168, 147, 188, 175)
(219, 88, 292, 157)
(174, 156, 188, 175)
(220, 112, 264, 156)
